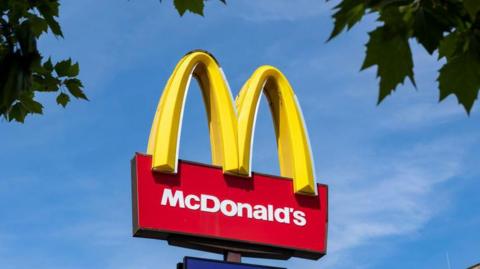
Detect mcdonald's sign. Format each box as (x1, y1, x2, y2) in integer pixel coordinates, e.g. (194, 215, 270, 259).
(131, 51, 328, 260)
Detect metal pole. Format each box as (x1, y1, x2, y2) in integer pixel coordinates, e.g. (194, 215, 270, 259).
(224, 251, 242, 263)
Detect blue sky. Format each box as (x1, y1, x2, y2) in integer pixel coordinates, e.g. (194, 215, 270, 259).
(1, 1, 480, 268)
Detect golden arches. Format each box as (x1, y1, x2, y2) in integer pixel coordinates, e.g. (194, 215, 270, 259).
(147, 51, 316, 195)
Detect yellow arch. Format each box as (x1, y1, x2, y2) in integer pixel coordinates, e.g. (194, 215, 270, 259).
(236, 66, 316, 194)
(147, 51, 316, 195)
(146, 51, 239, 174)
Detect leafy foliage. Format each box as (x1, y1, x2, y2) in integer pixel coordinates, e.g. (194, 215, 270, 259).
(173, 0, 225, 16)
(4, 0, 478, 124)
(0, 0, 87, 123)
(329, 0, 480, 114)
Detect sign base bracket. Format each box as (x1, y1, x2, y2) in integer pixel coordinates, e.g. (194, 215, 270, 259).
(224, 251, 242, 263)
(165, 234, 296, 260)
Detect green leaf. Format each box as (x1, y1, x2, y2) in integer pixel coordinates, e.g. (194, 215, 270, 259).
(15, 21, 38, 55)
(361, 26, 415, 103)
(54, 59, 72, 77)
(438, 32, 460, 60)
(33, 74, 61, 92)
(413, 8, 449, 54)
(8, 102, 27, 123)
(20, 94, 43, 114)
(438, 51, 480, 113)
(64, 78, 88, 100)
(43, 57, 54, 72)
(464, 0, 480, 19)
(69, 62, 79, 77)
(27, 14, 48, 37)
(174, 0, 205, 16)
(328, 0, 366, 40)
(37, 1, 63, 37)
(45, 17, 63, 37)
(56, 92, 70, 107)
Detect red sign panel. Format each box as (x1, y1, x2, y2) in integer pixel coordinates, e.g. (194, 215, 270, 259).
(131, 153, 328, 260)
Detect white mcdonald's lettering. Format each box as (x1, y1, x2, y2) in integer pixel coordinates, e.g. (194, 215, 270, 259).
(160, 188, 307, 227)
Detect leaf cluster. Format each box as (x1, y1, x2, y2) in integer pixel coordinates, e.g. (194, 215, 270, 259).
(329, 0, 480, 113)
(0, 0, 87, 123)
(172, 0, 225, 16)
